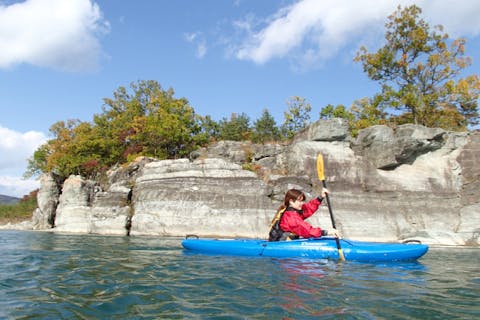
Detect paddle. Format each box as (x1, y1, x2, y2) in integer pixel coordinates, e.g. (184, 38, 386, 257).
(316, 154, 346, 261)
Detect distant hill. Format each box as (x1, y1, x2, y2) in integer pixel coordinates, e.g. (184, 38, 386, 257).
(0, 194, 20, 205)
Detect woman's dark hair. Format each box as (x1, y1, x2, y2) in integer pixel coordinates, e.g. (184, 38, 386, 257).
(283, 189, 305, 207)
(271, 189, 305, 222)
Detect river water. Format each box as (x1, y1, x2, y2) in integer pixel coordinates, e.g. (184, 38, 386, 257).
(0, 230, 478, 319)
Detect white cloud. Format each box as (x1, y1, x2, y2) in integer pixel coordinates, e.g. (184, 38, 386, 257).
(420, 0, 480, 37)
(0, 176, 39, 198)
(0, 125, 47, 197)
(184, 32, 207, 59)
(0, 126, 47, 170)
(0, 0, 110, 72)
(232, 0, 480, 69)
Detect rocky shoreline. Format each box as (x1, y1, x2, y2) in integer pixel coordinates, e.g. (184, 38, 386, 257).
(2, 119, 479, 246)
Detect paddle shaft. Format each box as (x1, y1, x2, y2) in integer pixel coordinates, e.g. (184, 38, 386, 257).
(317, 154, 345, 261)
(322, 180, 343, 254)
(321, 180, 338, 229)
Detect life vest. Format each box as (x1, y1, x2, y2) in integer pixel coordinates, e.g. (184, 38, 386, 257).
(268, 208, 285, 241)
(268, 208, 299, 241)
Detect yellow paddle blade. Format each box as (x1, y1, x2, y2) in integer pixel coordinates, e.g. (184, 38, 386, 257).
(316, 154, 325, 181)
(338, 248, 345, 261)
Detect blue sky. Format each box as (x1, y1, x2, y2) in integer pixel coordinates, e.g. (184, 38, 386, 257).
(1, 0, 479, 197)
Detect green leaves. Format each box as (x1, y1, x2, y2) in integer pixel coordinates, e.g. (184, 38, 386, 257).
(281, 96, 312, 139)
(218, 113, 252, 141)
(252, 109, 280, 143)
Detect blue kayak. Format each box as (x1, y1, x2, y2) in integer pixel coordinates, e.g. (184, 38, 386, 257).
(182, 237, 428, 262)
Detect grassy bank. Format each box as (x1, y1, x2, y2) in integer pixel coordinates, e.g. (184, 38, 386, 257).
(0, 191, 37, 224)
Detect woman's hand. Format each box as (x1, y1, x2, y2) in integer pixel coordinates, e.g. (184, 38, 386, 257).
(327, 228, 340, 238)
(321, 187, 329, 198)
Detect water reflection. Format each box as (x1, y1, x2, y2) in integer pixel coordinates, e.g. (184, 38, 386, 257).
(274, 259, 350, 318)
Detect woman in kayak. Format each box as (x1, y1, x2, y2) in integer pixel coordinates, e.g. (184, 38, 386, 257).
(268, 188, 340, 241)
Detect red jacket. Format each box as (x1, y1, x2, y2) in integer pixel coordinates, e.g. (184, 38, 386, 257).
(279, 197, 324, 238)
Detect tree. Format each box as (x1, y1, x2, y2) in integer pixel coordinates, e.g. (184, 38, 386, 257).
(218, 113, 252, 141)
(197, 115, 220, 143)
(252, 109, 280, 143)
(355, 5, 479, 130)
(25, 143, 49, 178)
(349, 95, 389, 135)
(93, 82, 147, 164)
(129, 85, 201, 159)
(281, 96, 312, 139)
(93, 80, 202, 161)
(319, 104, 354, 121)
(25, 120, 102, 179)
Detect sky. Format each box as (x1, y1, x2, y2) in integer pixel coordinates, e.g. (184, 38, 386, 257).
(0, 0, 479, 197)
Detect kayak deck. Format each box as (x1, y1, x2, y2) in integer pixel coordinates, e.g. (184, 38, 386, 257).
(182, 237, 428, 262)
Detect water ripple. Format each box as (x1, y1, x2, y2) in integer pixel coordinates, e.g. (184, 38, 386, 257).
(0, 231, 478, 319)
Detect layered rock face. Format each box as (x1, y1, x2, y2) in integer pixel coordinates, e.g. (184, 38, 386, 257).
(130, 158, 273, 238)
(30, 119, 480, 246)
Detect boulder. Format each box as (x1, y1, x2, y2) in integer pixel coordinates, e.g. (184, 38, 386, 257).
(352, 124, 446, 169)
(307, 117, 350, 141)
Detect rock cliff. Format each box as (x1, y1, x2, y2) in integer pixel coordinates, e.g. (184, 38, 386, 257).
(26, 119, 480, 246)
